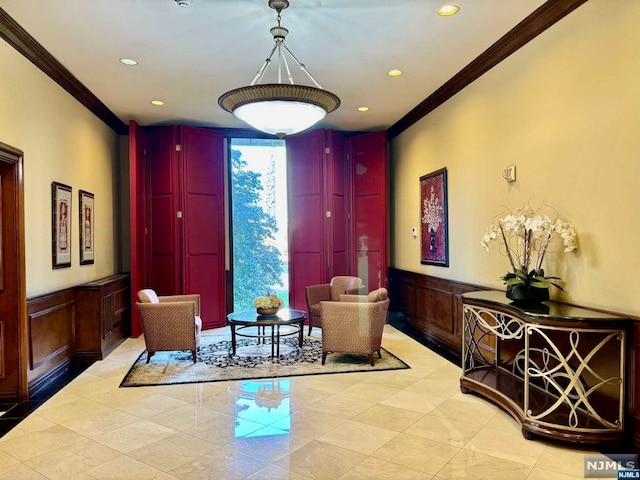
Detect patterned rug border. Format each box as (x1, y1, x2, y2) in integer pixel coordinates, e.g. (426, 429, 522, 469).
(119, 335, 410, 388)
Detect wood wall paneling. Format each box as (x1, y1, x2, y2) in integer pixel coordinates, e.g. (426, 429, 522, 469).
(26, 274, 131, 395)
(147, 127, 180, 295)
(180, 127, 226, 328)
(26, 289, 75, 390)
(327, 130, 350, 279)
(75, 274, 130, 361)
(629, 321, 640, 450)
(388, 266, 640, 451)
(388, 267, 486, 354)
(129, 120, 147, 337)
(287, 131, 327, 311)
(0, 321, 4, 379)
(351, 131, 387, 291)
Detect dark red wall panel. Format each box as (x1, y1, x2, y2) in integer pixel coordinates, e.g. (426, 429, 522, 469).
(180, 127, 226, 329)
(351, 131, 388, 292)
(287, 131, 326, 311)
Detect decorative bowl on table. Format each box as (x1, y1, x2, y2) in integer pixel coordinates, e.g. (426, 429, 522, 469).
(253, 294, 284, 316)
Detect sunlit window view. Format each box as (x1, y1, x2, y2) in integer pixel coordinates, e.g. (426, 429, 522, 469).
(230, 138, 288, 311)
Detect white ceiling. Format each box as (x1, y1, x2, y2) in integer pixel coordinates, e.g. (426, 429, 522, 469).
(0, 0, 547, 132)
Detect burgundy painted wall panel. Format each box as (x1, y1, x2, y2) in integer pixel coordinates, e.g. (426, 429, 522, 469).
(355, 250, 383, 292)
(351, 131, 388, 290)
(182, 128, 222, 195)
(287, 131, 324, 196)
(289, 195, 322, 253)
(148, 128, 176, 195)
(185, 255, 224, 328)
(329, 130, 347, 197)
(289, 253, 324, 312)
(129, 120, 146, 336)
(150, 196, 175, 255)
(327, 130, 349, 278)
(185, 194, 220, 255)
(332, 196, 346, 253)
(287, 131, 327, 312)
(332, 253, 347, 278)
(180, 127, 226, 329)
(354, 195, 385, 252)
(353, 133, 386, 196)
(149, 256, 175, 296)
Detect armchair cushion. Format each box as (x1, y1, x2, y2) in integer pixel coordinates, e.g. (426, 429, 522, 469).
(138, 288, 159, 304)
(367, 288, 388, 302)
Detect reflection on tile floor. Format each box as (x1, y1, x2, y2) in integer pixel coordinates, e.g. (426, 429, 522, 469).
(0, 325, 619, 479)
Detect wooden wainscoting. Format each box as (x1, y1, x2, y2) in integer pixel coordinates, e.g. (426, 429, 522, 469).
(387, 267, 486, 355)
(26, 288, 76, 395)
(25, 274, 130, 396)
(629, 320, 640, 452)
(387, 266, 640, 452)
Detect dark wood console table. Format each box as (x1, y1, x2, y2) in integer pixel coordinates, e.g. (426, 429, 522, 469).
(461, 290, 628, 445)
(75, 273, 131, 361)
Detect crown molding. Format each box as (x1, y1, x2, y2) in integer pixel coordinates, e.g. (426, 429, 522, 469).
(387, 0, 589, 140)
(0, 7, 128, 135)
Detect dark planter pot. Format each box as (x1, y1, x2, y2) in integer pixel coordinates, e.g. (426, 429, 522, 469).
(506, 284, 549, 305)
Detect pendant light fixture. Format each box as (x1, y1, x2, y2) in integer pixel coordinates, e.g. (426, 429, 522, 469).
(218, 0, 340, 138)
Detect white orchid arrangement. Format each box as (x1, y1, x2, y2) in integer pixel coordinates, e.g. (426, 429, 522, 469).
(481, 205, 578, 291)
(253, 294, 284, 309)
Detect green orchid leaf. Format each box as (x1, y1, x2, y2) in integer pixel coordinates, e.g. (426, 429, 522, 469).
(515, 270, 528, 280)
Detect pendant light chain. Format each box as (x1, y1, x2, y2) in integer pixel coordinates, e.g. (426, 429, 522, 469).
(218, 0, 340, 138)
(249, 5, 322, 88)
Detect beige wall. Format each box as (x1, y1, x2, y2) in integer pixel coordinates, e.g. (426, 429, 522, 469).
(0, 40, 121, 297)
(390, 0, 640, 316)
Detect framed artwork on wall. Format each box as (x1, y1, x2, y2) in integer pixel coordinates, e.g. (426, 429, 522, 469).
(52, 181, 72, 269)
(420, 167, 449, 267)
(79, 190, 95, 265)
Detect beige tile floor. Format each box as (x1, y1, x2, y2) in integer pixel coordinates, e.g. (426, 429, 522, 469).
(0, 325, 610, 479)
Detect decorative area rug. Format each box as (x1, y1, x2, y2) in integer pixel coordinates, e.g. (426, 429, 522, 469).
(120, 335, 409, 387)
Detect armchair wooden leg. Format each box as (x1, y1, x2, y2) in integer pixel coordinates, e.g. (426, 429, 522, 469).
(377, 349, 382, 359)
(322, 352, 327, 365)
(368, 353, 375, 366)
(308, 324, 313, 336)
(192, 350, 197, 363)
(146, 351, 154, 363)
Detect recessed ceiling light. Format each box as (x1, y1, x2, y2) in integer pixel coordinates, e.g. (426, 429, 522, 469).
(150, 100, 164, 106)
(357, 106, 370, 112)
(387, 69, 403, 77)
(119, 58, 138, 66)
(437, 4, 460, 16)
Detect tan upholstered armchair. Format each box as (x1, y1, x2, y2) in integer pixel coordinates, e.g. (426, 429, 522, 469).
(320, 287, 389, 366)
(305, 276, 363, 335)
(136, 289, 202, 363)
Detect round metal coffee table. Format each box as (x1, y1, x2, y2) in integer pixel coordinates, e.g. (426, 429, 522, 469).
(227, 308, 306, 359)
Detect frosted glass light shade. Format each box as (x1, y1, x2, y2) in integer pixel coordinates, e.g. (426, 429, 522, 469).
(219, 83, 340, 138)
(234, 101, 326, 137)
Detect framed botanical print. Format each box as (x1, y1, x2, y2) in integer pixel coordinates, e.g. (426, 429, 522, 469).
(79, 190, 95, 265)
(52, 182, 72, 269)
(420, 168, 449, 267)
